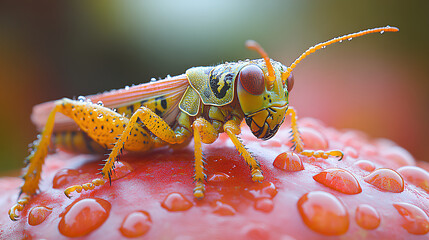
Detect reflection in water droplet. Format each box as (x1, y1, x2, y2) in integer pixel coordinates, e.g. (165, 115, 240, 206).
(58, 198, 111, 237)
(393, 202, 429, 235)
(397, 166, 429, 193)
(28, 206, 52, 226)
(119, 211, 152, 238)
(273, 152, 304, 171)
(313, 168, 362, 194)
(354, 160, 375, 172)
(355, 204, 380, 230)
(161, 193, 193, 211)
(297, 191, 349, 236)
(245, 182, 277, 200)
(363, 168, 404, 192)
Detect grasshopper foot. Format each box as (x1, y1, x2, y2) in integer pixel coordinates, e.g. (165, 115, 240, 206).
(64, 178, 106, 198)
(9, 195, 30, 221)
(251, 169, 264, 182)
(193, 182, 205, 199)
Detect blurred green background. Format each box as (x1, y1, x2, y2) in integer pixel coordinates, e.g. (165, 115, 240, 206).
(0, 1, 428, 173)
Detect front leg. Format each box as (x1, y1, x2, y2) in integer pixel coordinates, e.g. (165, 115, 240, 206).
(224, 119, 264, 182)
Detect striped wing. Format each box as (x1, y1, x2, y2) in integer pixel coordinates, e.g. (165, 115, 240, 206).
(32, 74, 189, 131)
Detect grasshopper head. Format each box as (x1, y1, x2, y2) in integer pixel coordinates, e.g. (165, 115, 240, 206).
(237, 41, 294, 140)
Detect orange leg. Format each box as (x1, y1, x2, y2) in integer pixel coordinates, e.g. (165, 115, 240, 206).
(65, 106, 191, 197)
(224, 119, 263, 182)
(287, 107, 343, 160)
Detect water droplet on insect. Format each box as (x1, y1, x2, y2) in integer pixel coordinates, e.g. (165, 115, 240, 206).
(28, 206, 52, 226)
(125, 86, 130, 90)
(393, 202, 429, 235)
(119, 211, 152, 238)
(58, 198, 111, 237)
(322, 46, 326, 49)
(339, 40, 343, 43)
(380, 30, 385, 34)
(273, 152, 304, 171)
(348, 38, 353, 41)
(98, 113, 104, 119)
(78, 96, 86, 102)
(53, 169, 80, 189)
(254, 198, 274, 212)
(161, 193, 193, 211)
(297, 191, 349, 235)
(97, 101, 104, 107)
(355, 204, 380, 230)
(363, 168, 404, 192)
(150, 78, 156, 82)
(166, 74, 171, 79)
(313, 168, 362, 194)
(212, 201, 236, 216)
(113, 108, 117, 112)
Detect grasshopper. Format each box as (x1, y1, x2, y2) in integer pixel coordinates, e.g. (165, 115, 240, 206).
(9, 26, 398, 221)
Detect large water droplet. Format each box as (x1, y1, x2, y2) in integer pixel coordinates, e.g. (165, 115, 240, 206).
(119, 211, 152, 238)
(355, 204, 380, 230)
(273, 152, 304, 171)
(28, 206, 52, 226)
(353, 160, 375, 172)
(161, 193, 193, 211)
(53, 169, 80, 189)
(58, 198, 111, 237)
(297, 191, 349, 235)
(382, 146, 415, 167)
(313, 168, 362, 194)
(393, 202, 429, 235)
(397, 166, 429, 193)
(364, 168, 404, 192)
(300, 127, 328, 150)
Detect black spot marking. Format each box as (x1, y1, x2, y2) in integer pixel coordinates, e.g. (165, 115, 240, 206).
(210, 68, 233, 99)
(101, 125, 104, 130)
(127, 105, 134, 113)
(155, 108, 163, 116)
(156, 96, 167, 109)
(140, 100, 148, 106)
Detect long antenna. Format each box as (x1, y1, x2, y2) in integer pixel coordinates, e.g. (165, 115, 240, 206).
(281, 26, 399, 81)
(246, 40, 276, 90)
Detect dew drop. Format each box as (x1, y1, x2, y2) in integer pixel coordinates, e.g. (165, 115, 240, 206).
(300, 127, 328, 150)
(119, 211, 152, 238)
(97, 101, 104, 106)
(53, 169, 80, 189)
(244, 181, 277, 200)
(313, 168, 362, 194)
(363, 168, 404, 192)
(254, 198, 274, 212)
(28, 206, 52, 226)
(98, 113, 104, 119)
(273, 152, 304, 171)
(297, 191, 349, 235)
(380, 30, 385, 34)
(110, 161, 134, 181)
(348, 38, 353, 41)
(339, 40, 343, 43)
(393, 202, 429, 235)
(58, 198, 111, 237)
(241, 224, 270, 240)
(207, 172, 230, 183)
(212, 201, 236, 216)
(150, 77, 156, 82)
(353, 160, 376, 172)
(125, 86, 130, 90)
(397, 166, 429, 193)
(355, 204, 380, 230)
(161, 193, 193, 211)
(382, 146, 415, 167)
(78, 96, 86, 102)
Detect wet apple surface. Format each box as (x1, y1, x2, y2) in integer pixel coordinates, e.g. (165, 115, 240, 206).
(0, 118, 428, 239)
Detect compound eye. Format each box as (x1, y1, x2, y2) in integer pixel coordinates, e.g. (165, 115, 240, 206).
(287, 72, 294, 92)
(238, 65, 265, 95)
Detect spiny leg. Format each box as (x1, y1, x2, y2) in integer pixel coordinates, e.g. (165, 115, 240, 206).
(224, 119, 263, 182)
(192, 118, 219, 198)
(65, 106, 191, 197)
(287, 107, 343, 160)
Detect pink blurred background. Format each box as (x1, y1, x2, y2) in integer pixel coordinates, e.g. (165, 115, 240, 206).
(0, 1, 428, 173)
